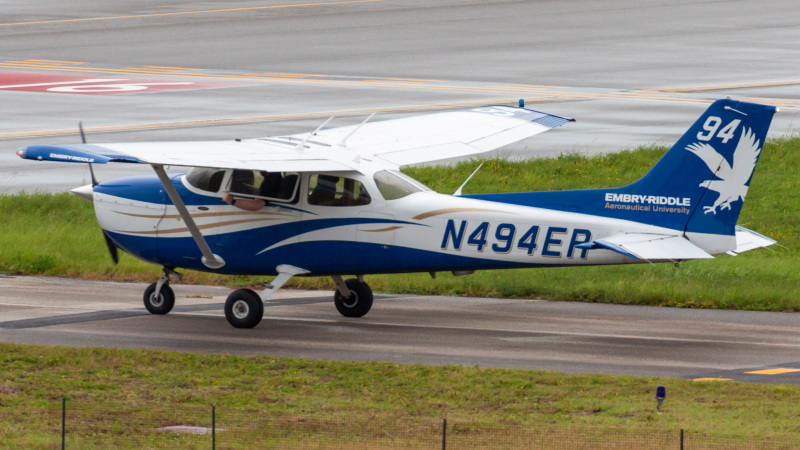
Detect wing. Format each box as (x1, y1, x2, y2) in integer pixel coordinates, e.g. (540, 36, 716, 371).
(729, 127, 761, 185)
(576, 233, 713, 261)
(17, 140, 357, 173)
(17, 105, 572, 173)
(294, 105, 574, 167)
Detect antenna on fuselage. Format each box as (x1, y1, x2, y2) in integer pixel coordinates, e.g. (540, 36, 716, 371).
(338, 113, 375, 148)
(296, 116, 334, 151)
(453, 162, 484, 196)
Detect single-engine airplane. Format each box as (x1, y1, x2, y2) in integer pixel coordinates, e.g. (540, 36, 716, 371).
(17, 99, 777, 328)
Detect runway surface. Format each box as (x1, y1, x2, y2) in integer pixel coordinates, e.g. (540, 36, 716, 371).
(2, 276, 800, 384)
(2, 0, 800, 192)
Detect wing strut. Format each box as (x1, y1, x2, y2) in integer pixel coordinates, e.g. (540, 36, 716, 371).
(454, 162, 484, 196)
(152, 164, 226, 269)
(258, 264, 310, 302)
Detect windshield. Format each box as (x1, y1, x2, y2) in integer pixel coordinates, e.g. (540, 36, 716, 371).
(373, 170, 429, 200)
(185, 167, 225, 193)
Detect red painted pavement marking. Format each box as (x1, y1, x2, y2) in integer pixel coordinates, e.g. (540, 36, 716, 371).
(0, 71, 246, 95)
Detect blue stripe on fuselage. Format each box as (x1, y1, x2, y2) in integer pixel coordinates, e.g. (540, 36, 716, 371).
(106, 230, 542, 275)
(105, 217, 428, 272)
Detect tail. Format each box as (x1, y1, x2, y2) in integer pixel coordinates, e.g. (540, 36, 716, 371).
(610, 99, 776, 236)
(468, 98, 777, 237)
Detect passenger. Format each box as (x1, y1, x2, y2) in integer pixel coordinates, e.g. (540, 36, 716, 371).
(229, 170, 257, 196)
(308, 175, 339, 206)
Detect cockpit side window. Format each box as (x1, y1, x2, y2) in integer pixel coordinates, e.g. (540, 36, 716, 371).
(307, 174, 372, 206)
(373, 170, 426, 200)
(185, 168, 226, 193)
(228, 170, 300, 204)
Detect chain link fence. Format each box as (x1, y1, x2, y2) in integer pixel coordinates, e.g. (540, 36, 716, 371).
(11, 399, 800, 449)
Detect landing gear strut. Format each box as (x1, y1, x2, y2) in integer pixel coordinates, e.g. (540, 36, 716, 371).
(142, 265, 375, 328)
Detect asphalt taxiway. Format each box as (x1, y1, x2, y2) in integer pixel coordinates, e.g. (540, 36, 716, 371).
(2, 0, 800, 192)
(2, 276, 800, 384)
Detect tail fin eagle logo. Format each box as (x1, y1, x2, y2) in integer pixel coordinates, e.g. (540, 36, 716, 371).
(685, 126, 761, 215)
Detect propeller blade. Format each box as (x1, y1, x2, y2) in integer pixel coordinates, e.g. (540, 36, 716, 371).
(102, 231, 119, 265)
(79, 122, 100, 187)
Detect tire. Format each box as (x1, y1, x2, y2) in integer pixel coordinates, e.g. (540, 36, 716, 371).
(334, 279, 373, 318)
(143, 282, 175, 315)
(225, 289, 264, 329)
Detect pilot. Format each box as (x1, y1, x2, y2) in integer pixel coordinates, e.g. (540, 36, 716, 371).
(223, 171, 283, 211)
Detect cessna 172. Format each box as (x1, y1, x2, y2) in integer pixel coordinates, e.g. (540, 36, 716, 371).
(17, 99, 777, 328)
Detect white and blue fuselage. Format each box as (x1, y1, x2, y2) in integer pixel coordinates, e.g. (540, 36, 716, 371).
(92, 168, 682, 277)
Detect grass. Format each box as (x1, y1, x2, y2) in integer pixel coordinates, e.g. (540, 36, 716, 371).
(1, 342, 800, 448)
(2, 138, 799, 311)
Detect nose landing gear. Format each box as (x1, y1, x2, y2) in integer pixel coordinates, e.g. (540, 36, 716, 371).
(143, 267, 182, 315)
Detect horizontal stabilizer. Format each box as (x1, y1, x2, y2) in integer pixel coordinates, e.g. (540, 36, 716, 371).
(576, 233, 713, 261)
(726, 225, 777, 256)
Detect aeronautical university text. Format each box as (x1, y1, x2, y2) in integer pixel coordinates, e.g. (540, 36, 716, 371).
(604, 193, 691, 214)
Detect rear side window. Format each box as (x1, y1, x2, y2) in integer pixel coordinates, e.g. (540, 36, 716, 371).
(228, 170, 299, 203)
(185, 168, 225, 193)
(307, 175, 371, 206)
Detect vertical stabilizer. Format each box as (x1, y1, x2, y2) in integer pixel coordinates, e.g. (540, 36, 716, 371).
(623, 99, 776, 236)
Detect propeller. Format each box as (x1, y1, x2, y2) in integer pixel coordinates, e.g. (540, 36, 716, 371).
(103, 231, 119, 265)
(79, 122, 99, 187)
(78, 122, 118, 264)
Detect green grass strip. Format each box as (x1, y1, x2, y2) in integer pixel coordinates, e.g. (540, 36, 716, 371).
(1, 343, 799, 447)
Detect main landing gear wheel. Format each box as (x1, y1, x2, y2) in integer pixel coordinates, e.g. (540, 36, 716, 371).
(334, 279, 373, 318)
(225, 289, 264, 329)
(143, 282, 175, 315)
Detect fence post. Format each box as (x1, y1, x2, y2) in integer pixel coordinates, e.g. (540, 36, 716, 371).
(680, 428, 684, 450)
(441, 418, 447, 450)
(212, 405, 216, 450)
(61, 397, 66, 450)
